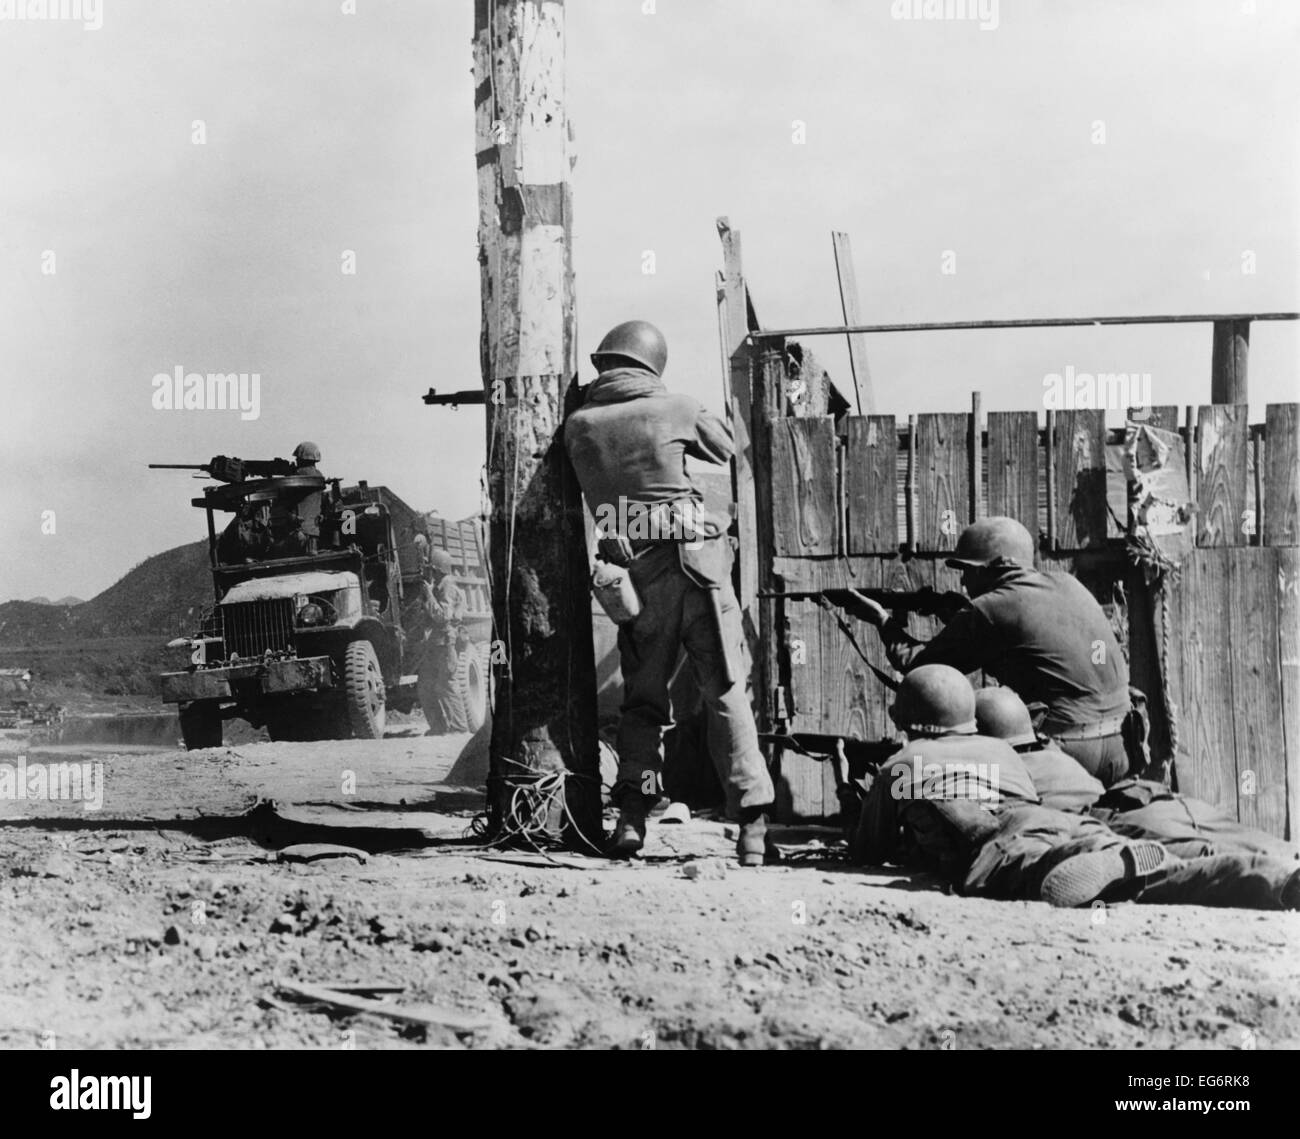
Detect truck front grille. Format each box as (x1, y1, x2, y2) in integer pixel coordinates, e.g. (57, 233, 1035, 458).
(219, 599, 296, 659)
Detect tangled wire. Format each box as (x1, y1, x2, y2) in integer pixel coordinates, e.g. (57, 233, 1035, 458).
(467, 762, 606, 860)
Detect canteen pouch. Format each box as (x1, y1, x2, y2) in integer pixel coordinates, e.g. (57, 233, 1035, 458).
(592, 558, 642, 625)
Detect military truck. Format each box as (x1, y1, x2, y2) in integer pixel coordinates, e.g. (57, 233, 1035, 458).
(154, 458, 491, 749)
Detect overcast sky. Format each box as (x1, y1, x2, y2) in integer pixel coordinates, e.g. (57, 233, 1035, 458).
(1, 0, 1297, 602)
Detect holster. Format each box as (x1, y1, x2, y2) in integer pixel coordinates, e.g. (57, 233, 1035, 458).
(1122, 685, 1154, 778)
(597, 534, 635, 568)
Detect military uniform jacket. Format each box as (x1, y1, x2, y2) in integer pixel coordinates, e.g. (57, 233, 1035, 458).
(882, 565, 1131, 730)
(564, 366, 733, 588)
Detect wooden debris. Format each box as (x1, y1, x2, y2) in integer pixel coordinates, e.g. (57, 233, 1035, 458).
(276, 843, 369, 865)
(274, 979, 491, 1034)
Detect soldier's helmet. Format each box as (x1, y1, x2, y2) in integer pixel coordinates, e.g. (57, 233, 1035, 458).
(427, 549, 454, 575)
(591, 320, 668, 377)
(974, 687, 1038, 747)
(946, 516, 1035, 570)
(292, 441, 322, 465)
(890, 664, 977, 736)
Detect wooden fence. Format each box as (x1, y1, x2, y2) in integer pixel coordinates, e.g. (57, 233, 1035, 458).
(741, 342, 1299, 837)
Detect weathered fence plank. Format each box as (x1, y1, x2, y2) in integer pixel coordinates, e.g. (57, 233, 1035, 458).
(1171, 550, 1237, 814)
(1051, 410, 1107, 550)
(784, 597, 825, 732)
(986, 411, 1039, 542)
(1226, 548, 1288, 836)
(770, 417, 838, 557)
(1277, 548, 1299, 841)
(1196, 404, 1249, 547)
(1129, 405, 1180, 432)
(1264, 403, 1299, 547)
(915, 414, 969, 552)
(845, 415, 898, 554)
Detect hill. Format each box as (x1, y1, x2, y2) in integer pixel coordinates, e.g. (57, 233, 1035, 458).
(0, 540, 212, 649)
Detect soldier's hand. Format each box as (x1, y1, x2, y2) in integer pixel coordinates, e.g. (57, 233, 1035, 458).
(844, 590, 889, 626)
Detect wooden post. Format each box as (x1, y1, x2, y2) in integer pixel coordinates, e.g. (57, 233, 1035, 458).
(1211, 319, 1250, 404)
(830, 232, 875, 414)
(969, 391, 982, 522)
(473, 0, 599, 846)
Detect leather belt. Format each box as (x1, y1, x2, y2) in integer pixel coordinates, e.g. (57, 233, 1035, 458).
(1045, 715, 1126, 741)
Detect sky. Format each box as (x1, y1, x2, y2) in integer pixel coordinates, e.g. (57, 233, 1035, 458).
(1, 0, 1297, 602)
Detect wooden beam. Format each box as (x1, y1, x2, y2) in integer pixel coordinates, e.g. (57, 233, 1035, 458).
(830, 232, 874, 414)
(751, 312, 1298, 340)
(1210, 319, 1250, 404)
(474, 0, 599, 846)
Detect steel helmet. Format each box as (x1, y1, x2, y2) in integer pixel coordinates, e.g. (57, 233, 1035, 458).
(427, 549, 454, 575)
(890, 664, 977, 736)
(974, 687, 1037, 747)
(591, 320, 668, 376)
(292, 441, 322, 465)
(946, 516, 1035, 570)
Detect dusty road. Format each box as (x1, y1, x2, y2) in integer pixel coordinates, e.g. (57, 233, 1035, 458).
(1, 726, 1297, 1050)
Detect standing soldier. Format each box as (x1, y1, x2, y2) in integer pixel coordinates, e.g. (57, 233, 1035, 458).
(564, 319, 776, 864)
(417, 549, 469, 735)
(840, 516, 1137, 785)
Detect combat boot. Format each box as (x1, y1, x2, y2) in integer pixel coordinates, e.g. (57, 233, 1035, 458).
(737, 807, 769, 867)
(1039, 840, 1176, 908)
(610, 799, 647, 858)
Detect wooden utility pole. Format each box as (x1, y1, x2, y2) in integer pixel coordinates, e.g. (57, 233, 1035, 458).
(472, 0, 600, 846)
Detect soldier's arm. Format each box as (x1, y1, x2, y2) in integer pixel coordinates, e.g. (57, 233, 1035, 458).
(880, 606, 995, 675)
(685, 405, 735, 466)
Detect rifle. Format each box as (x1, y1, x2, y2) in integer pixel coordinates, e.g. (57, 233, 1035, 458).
(762, 585, 970, 621)
(149, 456, 295, 484)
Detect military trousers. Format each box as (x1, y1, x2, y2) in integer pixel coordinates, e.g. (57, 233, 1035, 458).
(1089, 780, 1300, 863)
(418, 638, 467, 735)
(960, 804, 1298, 909)
(613, 562, 774, 817)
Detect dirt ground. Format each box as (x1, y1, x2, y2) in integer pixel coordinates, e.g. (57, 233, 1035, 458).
(1, 723, 1297, 1050)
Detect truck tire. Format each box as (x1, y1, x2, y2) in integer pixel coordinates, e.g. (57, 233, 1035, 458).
(343, 640, 386, 739)
(456, 648, 488, 734)
(179, 703, 223, 750)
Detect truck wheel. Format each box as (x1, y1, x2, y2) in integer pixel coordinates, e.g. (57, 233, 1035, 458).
(344, 640, 386, 739)
(179, 703, 222, 750)
(456, 648, 488, 733)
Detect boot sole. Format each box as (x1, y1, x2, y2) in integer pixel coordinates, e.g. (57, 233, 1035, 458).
(1040, 840, 1172, 908)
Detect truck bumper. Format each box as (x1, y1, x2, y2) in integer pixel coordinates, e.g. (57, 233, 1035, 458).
(160, 656, 334, 704)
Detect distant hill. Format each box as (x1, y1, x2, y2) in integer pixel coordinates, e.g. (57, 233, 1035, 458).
(26, 596, 52, 605)
(0, 540, 212, 647)
(54, 596, 85, 607)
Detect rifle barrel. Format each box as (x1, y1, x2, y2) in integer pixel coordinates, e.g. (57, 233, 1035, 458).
(149, 464, 207, 469)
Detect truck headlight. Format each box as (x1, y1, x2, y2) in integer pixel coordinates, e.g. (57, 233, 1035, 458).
(296, 602, 325, 627)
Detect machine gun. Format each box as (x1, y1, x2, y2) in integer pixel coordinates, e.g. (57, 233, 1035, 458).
(149, 456, 295, 484)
